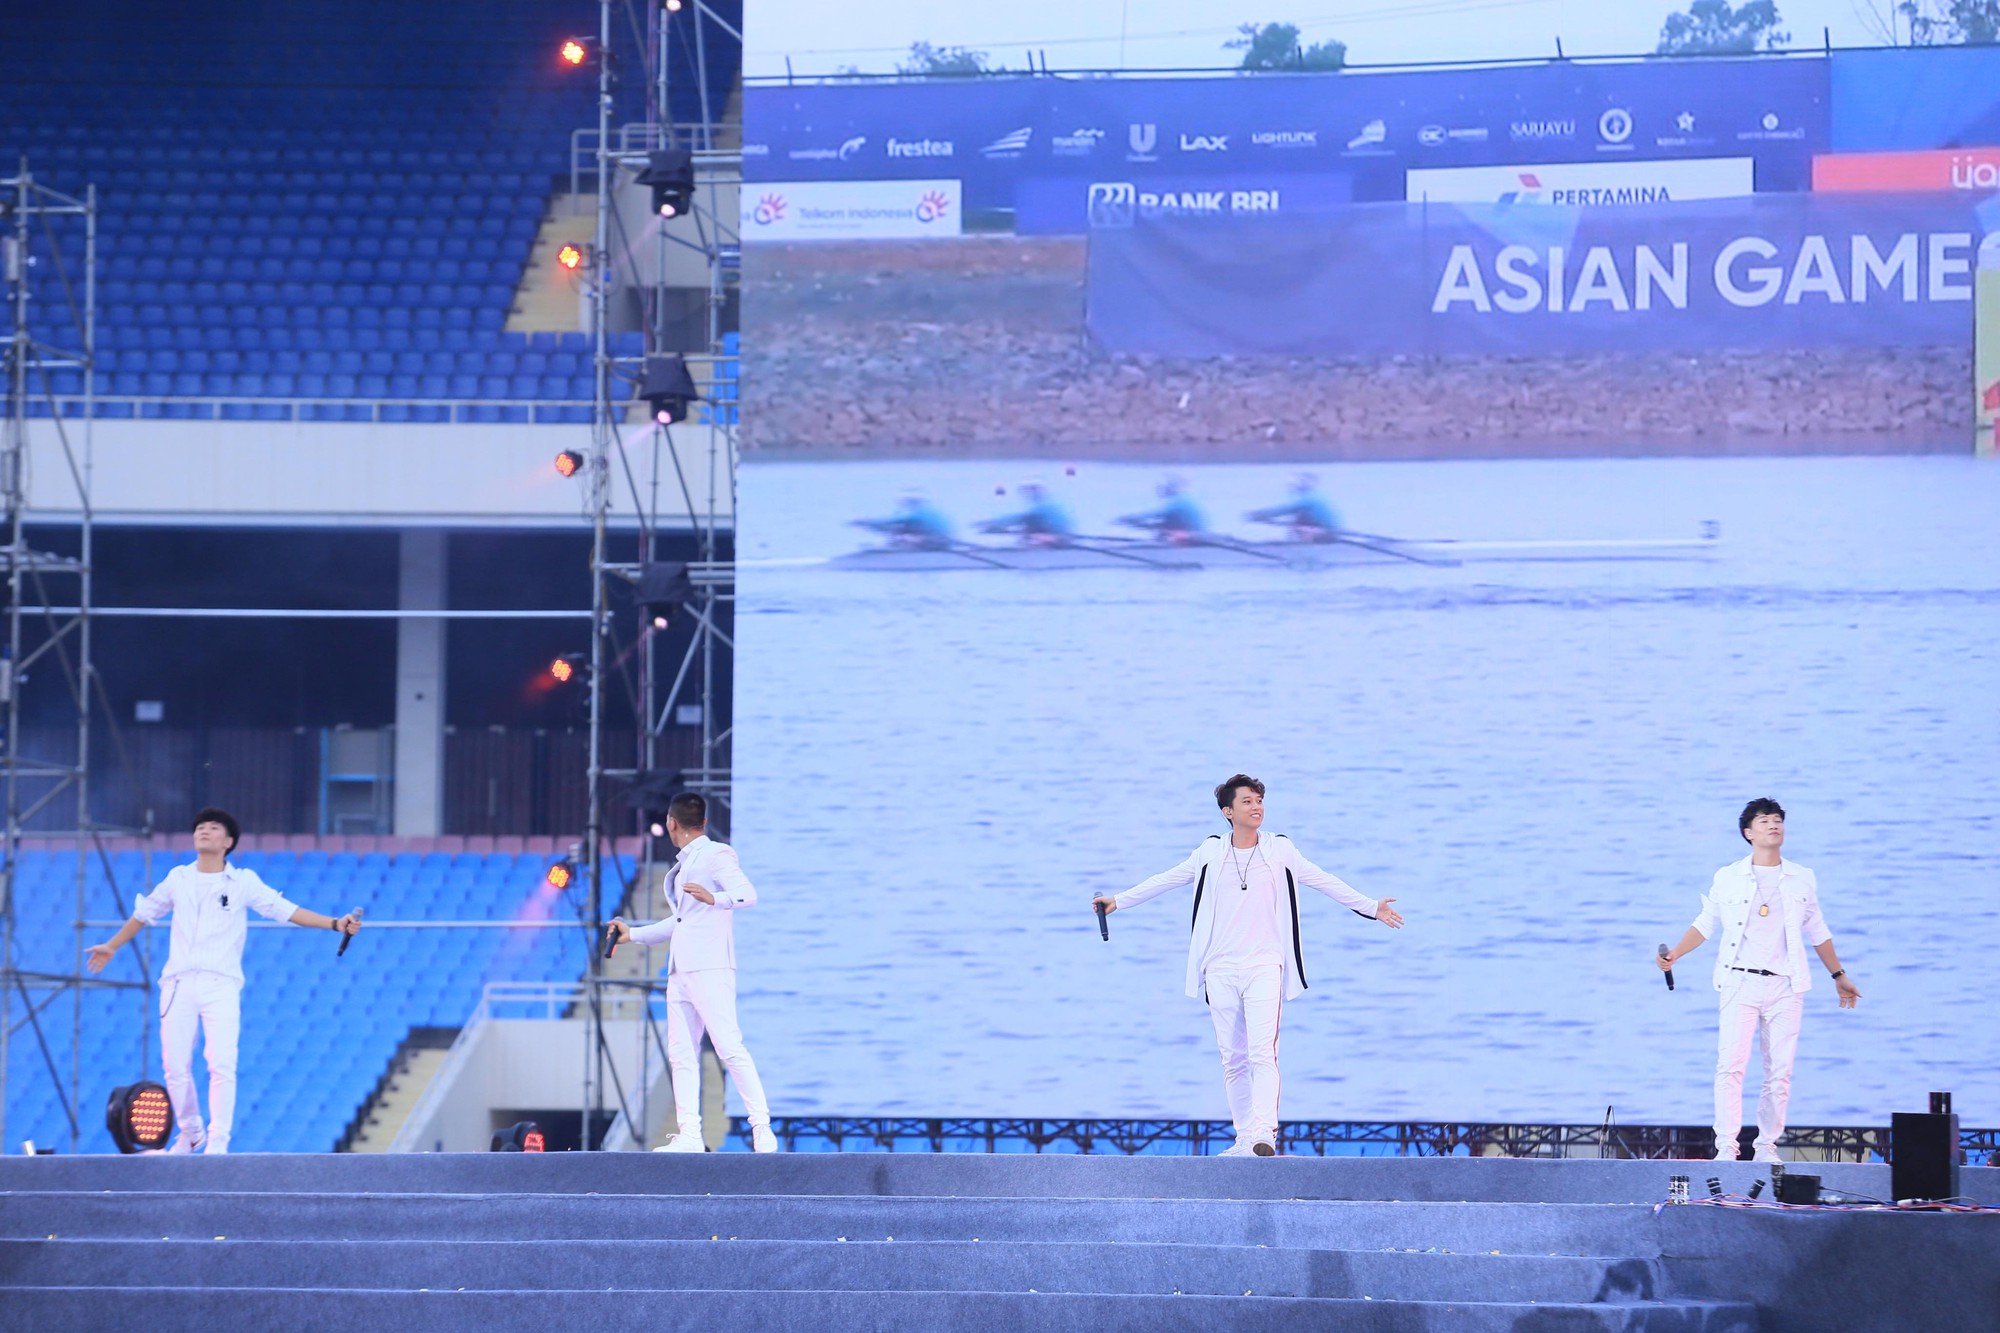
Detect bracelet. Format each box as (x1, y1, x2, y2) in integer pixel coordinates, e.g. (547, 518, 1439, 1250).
(1830, 969, 1845, 980)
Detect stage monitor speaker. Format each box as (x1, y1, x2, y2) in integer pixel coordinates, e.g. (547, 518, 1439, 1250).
(1891, 1110, 1960, 1203)
(1774, 1171, 1820, 1205)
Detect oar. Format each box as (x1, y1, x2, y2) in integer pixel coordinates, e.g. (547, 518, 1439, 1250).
(1187, 534, 1291, 564)
(942, 540, 1014, 569)
(1064, 535, 1199, 569)
(1331, 533, 1459, 568)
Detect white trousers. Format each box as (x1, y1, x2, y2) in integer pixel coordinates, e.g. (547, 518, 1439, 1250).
(1206, 961, 1285, 1143)
(664, 966, 771, 1137)
(1713, 972, 1804, 1158)
(160, 971, 241, 1152)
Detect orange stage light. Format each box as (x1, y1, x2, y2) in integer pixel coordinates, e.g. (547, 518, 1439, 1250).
(554, 449, 584, 478)
(547, 862, 573, 889)
(550, 657, 575, 683)
(556, 242, 584, 271)
(560, 39, 587, 66)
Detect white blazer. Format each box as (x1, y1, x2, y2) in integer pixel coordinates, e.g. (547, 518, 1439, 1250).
(1691, 854, 1833, 994)
(1115, 831, 1379, 1002)
(628, 834, 757, 973)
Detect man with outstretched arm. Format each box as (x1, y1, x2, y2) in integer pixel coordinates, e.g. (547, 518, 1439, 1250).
(1092, 775, 1404, 1157)
(608, 791, 779, 1154)
(1657, 797, 1860, 1162)
(84, 807, 361, 1154)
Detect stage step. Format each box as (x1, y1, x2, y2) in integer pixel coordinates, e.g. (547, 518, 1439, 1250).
(0, 1237, 1675, 1304)
(1, 1191, 1673, 1257)
(0, 1287, 1760, 1332)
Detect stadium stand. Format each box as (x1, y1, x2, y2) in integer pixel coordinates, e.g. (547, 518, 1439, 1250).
(1, 0, 739, 424)
(3, 843, 631, 1154)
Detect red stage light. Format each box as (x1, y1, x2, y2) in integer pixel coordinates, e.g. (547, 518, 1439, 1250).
(550, 657, 575, 683)
(556, 242, 584, 271)
(554, 449, 584, 477)
(560, 39, 587, 66)
(547, 862, 573, 889)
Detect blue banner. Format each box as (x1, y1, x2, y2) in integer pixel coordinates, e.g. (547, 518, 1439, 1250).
(1829, 47, 2000, 151)
(746, 59, 1830, 228)
(1085, 194, 1994, 358)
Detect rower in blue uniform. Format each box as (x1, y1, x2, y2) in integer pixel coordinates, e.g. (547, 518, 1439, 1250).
(854, 493, 955, 550)
(977, 482, 1074, 546)
(1247, 473, 1342, 542)
(1116, 478, 1207, 544)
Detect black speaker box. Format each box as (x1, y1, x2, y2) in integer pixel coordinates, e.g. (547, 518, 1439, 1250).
(1891, 1111, 1961, 1202)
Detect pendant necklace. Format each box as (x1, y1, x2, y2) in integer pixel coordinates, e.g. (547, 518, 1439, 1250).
(1226, 840, 1258, 891)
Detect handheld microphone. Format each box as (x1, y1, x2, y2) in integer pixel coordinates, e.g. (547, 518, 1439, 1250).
(337, 907, 364, 957)
(1658, 944, 1675, 991)
(1096, 902, 1109, 942)
(603, 923, 620, 959)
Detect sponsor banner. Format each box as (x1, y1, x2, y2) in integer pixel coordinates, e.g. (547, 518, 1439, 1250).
(1813, 149, 2000, 193)
(1085, 193, 1993, 358)
(1829, 47, 2000, 152)
(746, 58, 1826, 208)
(1406, 158, 1754, 205)
(742, 180, 961, 241)
(1015, 172, 1352, 236)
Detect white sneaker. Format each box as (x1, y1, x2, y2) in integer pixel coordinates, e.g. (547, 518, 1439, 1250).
(202, 1140, 229, 1156)
(653, 1134, 705, 1153)
(1218, 1142, 1256, 1157)
(751, 1125, 779, 1153)
(1252, 1140, 1278, 1157)
(165, 1132, 207, 1155)
(1753, 1150, 1783, 1164)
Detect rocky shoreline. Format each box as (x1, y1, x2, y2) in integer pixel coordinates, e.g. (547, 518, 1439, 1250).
(741, 237, 1971, 458)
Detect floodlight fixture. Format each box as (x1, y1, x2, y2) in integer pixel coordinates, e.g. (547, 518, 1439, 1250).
(107, 1081, 175, 1153)
(663, 0, 683, 12)
(633, 149, 694, 219)
(546, 860, 573, 889)
(634, 355, 699, 426)
(554, 448, 585, 478)
(491, 1119, 546, 1151)
(559, 38, 590, 66)
(556, 242, 585, 272)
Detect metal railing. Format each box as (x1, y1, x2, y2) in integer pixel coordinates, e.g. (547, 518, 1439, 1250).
(26, 395, 740, 425)
(729, 1116, 2000, 1162)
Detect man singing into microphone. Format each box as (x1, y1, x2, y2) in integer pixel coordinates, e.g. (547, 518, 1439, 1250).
(84, 808, 361, 1154)
(1657, 798, 1861, 1162)
(607, 792, 779, 1154)
(1092, 775, 1404, 1157)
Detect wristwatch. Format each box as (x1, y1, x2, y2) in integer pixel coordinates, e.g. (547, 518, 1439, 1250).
(1830, 969, 1846, 980)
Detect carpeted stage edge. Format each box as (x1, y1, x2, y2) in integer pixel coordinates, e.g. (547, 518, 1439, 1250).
(3, 1153, 1996, 1331)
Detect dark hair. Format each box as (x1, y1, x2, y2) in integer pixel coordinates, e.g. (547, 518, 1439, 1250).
(1739, 797, 1785, 842)
(192, 806, 241, 853)
(667, 791, 707, 831)
(1214, 774, 1266, 809)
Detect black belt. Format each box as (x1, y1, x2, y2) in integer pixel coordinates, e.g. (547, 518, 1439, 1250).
(1729, 967, 1780, 977)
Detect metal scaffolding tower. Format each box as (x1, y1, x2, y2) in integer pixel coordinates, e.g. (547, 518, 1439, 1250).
(0, 162, 149, 1152)
(571, 0, 741, 1147)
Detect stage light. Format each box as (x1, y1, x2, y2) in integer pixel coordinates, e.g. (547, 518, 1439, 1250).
(491, 1119, 545, 1151)
(554, 449, 585, 477)
(546, 861, 573, 890)
(651, 614, 669, 631)
(107, 1081, 174, 1154)
(634, 355, 699, 426)
(556, 242, 584, 272)
(633, 149, 694, 219)
(664, 0, 683, 11)
(550, 657, 575, 683)
(560, 38, 588, 66)
(648, 818, 667, 838)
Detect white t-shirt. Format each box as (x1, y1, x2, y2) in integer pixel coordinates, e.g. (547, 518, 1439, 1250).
(1737, 862, 1790, 974)
(1202, 840, 1286, 974)
(131, 863, 299, 984)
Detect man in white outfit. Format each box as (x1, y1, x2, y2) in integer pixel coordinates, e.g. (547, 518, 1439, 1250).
(1092, 775, 1404, 1157)
(1658, 798, 1861, 1162)
(85, 808, 361, 1154)
(608, 792, 779, 1154)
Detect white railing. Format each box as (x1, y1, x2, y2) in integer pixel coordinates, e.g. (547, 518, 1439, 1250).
(387, 981, 589, 1153)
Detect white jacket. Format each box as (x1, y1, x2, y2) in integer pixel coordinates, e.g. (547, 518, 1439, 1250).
(131, 863, 300, 984)
(629, 835, 757, 973)
(1692, 854, 1833, 994)
(1115, 831, 1379, 1002)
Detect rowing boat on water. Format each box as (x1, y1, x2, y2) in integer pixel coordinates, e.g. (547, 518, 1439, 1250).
(747, 533, 1720, 573)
